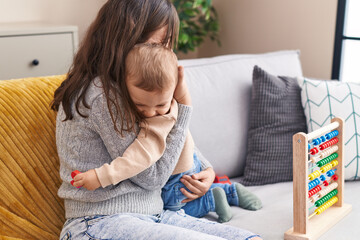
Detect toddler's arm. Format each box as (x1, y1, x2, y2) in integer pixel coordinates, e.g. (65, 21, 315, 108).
(73, 100, 178, 190)
(129, 66, 193, 189)
(194, 146, 213, 170)
(179, 146, 215, 203)
(130, 104, 192, 189)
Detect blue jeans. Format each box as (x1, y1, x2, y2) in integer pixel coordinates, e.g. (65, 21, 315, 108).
(162, 154, 241, 218)
(59, 210, 260, 240)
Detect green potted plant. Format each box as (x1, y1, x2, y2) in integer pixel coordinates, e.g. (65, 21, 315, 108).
(173, 0, 220, 54)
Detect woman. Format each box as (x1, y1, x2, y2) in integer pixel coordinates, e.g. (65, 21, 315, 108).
(52, 0, 262, 239)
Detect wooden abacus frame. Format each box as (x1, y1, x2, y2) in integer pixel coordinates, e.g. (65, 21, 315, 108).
(284, 117, 352, 240)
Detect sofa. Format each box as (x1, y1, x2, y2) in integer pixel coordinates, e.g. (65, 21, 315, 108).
(1, 50, 359, 240)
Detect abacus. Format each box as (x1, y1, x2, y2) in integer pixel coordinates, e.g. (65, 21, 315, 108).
(284, 118, 352, 240)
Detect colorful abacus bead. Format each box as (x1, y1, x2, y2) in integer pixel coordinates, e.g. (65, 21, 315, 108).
(312, 138, 321, 146)
(331, 160, 339, 167)
(326, 169, 335, 177)
(310, 183, 338, 203)
(310, 147, 319, 155)
(317, 153, 338, 167)
(312, 136, 326, 146)
(320, 160, 338, 173)
(308, 185, 322, 198)
(309, 170, 321, 180)
(325, 130, 339, 140)
(314, 196, 338, 215)
(320, 175, 326, 181)
(318, 182, 338, 198)
(320, 170, 336, 181)
(320, 163, 333, 173)
(315, 189, 338, 207)
(319, 137, 339, 150)
(319, 145, 338, 158)
(308, 178, 321, 190)
(320, 172, 338, 181)
(310, 156, 318, 163)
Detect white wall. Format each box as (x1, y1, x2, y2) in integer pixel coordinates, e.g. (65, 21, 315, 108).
(44, 0, 107, 40)
(197, 0, 338, 79)
(0, 0, 338, 78)
(0, 0, 106, 40)
(0, 0, 49, 23)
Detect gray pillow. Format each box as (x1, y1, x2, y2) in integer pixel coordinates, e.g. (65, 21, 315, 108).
(239, 66, 307, 186)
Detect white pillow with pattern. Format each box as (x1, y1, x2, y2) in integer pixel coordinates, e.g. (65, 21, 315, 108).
(298, 77, 360, 180)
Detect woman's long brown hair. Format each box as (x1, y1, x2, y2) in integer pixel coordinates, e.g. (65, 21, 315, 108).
(51, 0, 179, 134)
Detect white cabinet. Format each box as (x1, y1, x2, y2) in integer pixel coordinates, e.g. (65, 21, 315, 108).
(0, 23, 78, 80)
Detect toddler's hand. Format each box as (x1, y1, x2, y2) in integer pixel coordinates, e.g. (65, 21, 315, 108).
(72, 169, 101, 191)
(174, 66, 191, 106)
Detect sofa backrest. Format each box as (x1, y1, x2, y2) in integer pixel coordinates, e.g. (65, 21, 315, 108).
(179, 50, 303, 178)
(0, 51, 302, 239)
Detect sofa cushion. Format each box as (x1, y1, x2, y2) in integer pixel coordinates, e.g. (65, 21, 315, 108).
(179, 51, 303, 178)
(238, 66, 307, 185)
(0, 75, 65, 239)
(298, 77, 360, 180)
(205, 180, 360, 240)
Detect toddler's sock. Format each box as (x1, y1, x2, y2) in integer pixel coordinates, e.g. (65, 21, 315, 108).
(212, 187, 232, 223)
(234, 182, 262, 210)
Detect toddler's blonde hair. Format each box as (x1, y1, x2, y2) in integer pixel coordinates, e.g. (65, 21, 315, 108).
(125, 43, 178, 92)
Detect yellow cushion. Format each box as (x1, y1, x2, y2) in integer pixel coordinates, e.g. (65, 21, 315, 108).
(0, 75, 66, 240)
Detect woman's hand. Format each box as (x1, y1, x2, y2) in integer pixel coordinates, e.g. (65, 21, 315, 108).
(72, 169, 101, 191)
(180, 167, 216, 203)
(174, 66, 191, 106)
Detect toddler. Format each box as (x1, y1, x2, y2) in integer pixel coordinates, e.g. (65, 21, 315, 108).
(72, 43, 262, 222)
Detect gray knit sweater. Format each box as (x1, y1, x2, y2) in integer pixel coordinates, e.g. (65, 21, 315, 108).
(56, 78, 212, 218)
